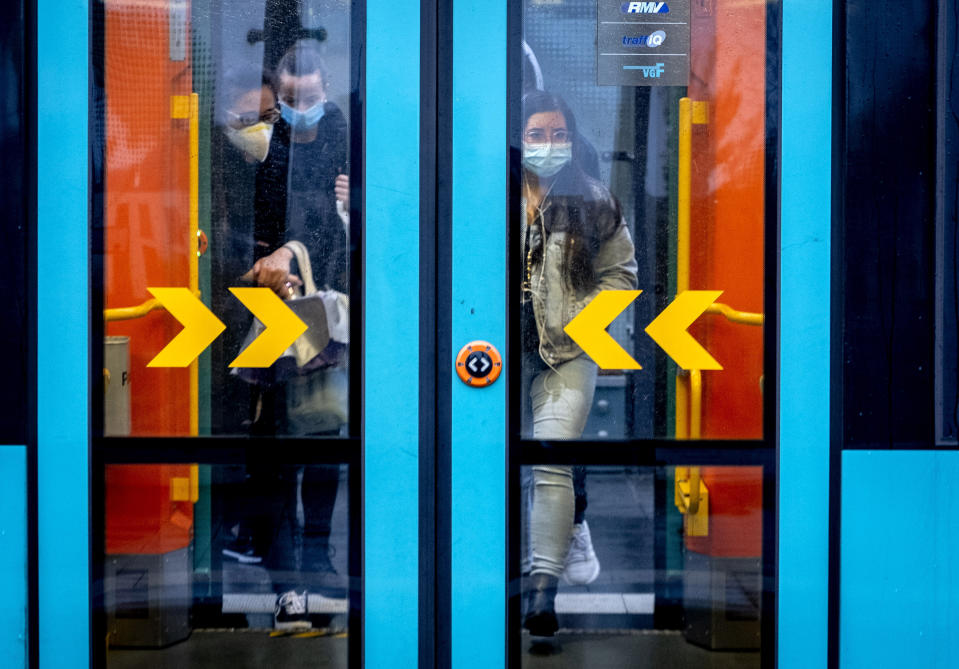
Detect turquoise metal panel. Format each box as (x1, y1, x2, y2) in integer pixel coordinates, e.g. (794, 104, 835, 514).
(37, 0, 89, 666)
(365, 0, 420, 665)
(0, 447, 27, 667)
(780, 1, 832, 667)
(841, 451, 959, 669)
(451, 1, 507, 667)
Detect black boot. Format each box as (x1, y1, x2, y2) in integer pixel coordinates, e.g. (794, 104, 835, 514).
(523, 573, 559, 637)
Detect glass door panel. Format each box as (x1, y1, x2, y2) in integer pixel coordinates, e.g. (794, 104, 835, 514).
(517, 0, 767, 443)
(449, 0, 779, 666)
(100, 0, 357, 440)
(93, 0, 362, 666)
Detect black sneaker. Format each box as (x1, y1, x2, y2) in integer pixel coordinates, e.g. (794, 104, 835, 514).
(274, 590, 312, 631)
(523, 574, 559, 637)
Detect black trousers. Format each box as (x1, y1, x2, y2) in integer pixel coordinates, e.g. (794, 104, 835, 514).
(573, 465, 588, 525)
(237, 462, 340, 594)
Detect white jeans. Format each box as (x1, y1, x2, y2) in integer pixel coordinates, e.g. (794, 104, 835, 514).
(520, 354, 598, 577)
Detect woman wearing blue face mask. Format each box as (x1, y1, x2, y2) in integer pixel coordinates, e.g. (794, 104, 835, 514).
(519, 91, 638, 637)
(244, 41, 350, 632)
(251, 41, 348, 300)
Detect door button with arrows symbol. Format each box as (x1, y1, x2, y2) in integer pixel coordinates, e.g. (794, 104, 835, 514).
(466, 351, 492, 377)
(456, 341, 503, 386)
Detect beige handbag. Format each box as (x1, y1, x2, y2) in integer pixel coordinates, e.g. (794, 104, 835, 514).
(281, 240, 349, 435)
(282, 240, 350, 366)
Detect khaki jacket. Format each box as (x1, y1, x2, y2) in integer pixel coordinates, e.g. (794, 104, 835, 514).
(525, 179, 638, 366)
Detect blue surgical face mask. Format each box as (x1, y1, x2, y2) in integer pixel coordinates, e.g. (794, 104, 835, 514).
(280, 101, 326, 132)
(522, 142, 572, 178)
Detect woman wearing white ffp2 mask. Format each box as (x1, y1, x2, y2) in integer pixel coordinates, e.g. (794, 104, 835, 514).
(222, 82, 281, 163)
(224, 121, 274, 163)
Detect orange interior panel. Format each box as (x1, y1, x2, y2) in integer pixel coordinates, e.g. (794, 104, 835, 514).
(685, 466, 763, 558)
(104, 0, 192, 436)
(105, 465, 194, 554)
(689, 0, 766, 440)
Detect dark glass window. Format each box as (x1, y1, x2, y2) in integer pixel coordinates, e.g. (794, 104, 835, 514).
(0, 0, 28, 444)
(937, 0, 959, 445)
(838, 0, 948, 449)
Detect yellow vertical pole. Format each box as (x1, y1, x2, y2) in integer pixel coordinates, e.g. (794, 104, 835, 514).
(687, 466, 701, 514)
(677, 97, 691, 294)
(676, 99, 710, 440)
(689, 369, 702, 439)
(675, 466, 688, 510)
(189, 92, 199, 437)
(676, 97, 692, 439)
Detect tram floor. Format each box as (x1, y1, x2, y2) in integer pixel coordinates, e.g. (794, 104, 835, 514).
(106, 629, 759, 668)
(106, 468, 763, 666)
(522, 631, 760, 668)
(106, 630, 347, 669)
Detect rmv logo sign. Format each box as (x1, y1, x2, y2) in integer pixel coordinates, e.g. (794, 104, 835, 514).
(621, 2, 670, 13)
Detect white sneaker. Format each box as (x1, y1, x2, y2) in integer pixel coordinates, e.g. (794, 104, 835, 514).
(274, 590, 311, 630)
(562, 521, 601, 585)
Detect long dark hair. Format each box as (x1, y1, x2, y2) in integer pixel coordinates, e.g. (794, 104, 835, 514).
(522, 90, 608, 291)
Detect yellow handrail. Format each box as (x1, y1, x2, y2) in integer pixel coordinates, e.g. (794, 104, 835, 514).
(676, 99, 692, 439)
(674, 466, 702, 515)
(706, 302, 764, 326)
(675, 97, 763, 440)
(102, 93, 207, 437)
(682, 309, 763, 440)
(103, 298, 163, 322)
(173, 92, 201, 436)
(678, 98, 693, 296)
(188, 92, 200, 437)
(675, 466, 686, 510)
(103, 290, 201, 323)
(675, 371, 689, 440)
(676, 98, 707, 440)
(689, 370, 702, 440)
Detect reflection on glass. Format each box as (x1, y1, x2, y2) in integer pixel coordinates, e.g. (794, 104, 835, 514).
(519, 465, 763, 666)
(519, 0, 767, 442)
(102, 463, 350, 666)
(101, 1, 353, 437)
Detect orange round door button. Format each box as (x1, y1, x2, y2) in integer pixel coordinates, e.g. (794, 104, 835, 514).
(456, 340, 503, 386)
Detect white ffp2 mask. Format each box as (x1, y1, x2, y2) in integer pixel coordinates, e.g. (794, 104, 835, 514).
(225, 122, 274, 162)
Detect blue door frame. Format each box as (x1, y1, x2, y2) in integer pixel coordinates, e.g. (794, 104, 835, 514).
(779, 1, 832, 667)
(32, 0, 832, 667)
(449, 1, 507, 666)
(37, 0, 89, 664)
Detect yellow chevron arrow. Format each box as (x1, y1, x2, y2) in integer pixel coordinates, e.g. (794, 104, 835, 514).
(146, 288, 226, 367)
(229, 288, 308, 368)
(645, 290, 723, 370)
(564, 290, 642, 370)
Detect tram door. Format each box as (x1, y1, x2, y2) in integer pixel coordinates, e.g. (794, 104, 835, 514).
(448, 0, 773, 667)
(87, 0, 775, 667)
(95, 0, 362, 665)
